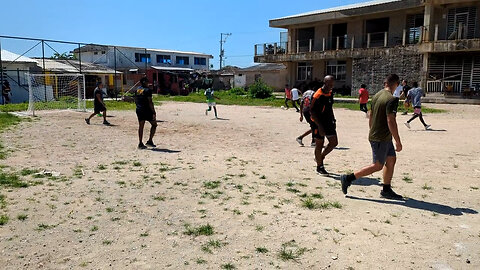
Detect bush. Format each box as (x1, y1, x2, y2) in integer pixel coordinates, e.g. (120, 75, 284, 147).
(248, 79, 273, 99)
(229, 87, 246, 96)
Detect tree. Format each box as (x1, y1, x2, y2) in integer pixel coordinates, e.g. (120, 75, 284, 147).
(51, 52, 77, 60)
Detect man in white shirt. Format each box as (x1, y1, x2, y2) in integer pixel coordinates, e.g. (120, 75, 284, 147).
(290, 87, 301, 112)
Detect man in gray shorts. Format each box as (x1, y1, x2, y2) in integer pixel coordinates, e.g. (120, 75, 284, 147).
(340, 74, 403, 200)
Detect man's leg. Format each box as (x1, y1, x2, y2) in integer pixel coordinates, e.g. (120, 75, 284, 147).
(406, 114, 418, 123)
(292, 100, 300, 112)
(148, 120, 157, 142)
(298, 129, 312, 140)
(320, 135, 338, 161)
(138, 120, 145, 144)
(213, 106, 218, 118)
(314, 137, 325, 166)
(284, 98, 289, 108)
(417, 112, 428, 127)
(382, 156, 396, 186)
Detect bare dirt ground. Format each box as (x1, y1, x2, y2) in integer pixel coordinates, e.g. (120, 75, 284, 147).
(0, 102, 479, 270)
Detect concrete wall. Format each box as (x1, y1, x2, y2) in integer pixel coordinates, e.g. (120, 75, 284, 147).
(243, 69, 288, 91)
(351, 48, 423, 96)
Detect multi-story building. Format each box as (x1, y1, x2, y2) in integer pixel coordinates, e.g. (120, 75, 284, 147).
(254, 0, 480, 96)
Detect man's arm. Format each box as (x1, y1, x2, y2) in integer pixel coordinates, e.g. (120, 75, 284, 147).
(96, 93, 104, 106)
(148, 97, 156, 119)
(310, 108, 325, 136)
(387, 114, 402, 152)
(299, 101, 304, 122)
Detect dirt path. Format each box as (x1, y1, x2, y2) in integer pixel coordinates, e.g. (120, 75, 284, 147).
(1, 102, 479, 269)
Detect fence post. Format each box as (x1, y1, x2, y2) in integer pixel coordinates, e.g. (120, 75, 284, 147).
(402, 29, 406, 46)
(263, 44, 266, 55)
(351, 36, 355, 50)
(458, 22, 463, 39)
(114, 46, 117, 99)
(434, 24, 439, 41)
(367, 33, 371, 48)
(322, 38, 325, 51)
(309, 39, 312, 52)
(274, 43, 277, 54)
(296, 40, 299, 53)
(254, 45, 257, 56)
(384, 32, 388, 47)
(336, 36, 340, 50)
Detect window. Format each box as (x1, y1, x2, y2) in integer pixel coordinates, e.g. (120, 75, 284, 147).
(194, 57, 206, 65)
(176, 56, 190, 65)
(297, 62, 312, 81)
(101, 51, 106, 54)
(94, 52, 98, 55)
(135, 53, 151, 63)
(157, 54, 171, 64)
(326, 60, 347, 81)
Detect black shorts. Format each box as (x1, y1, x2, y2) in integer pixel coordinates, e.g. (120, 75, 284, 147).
(370, 141, 396, 165)
(94, 104, 106, 114)
(136, 110, 154, 122)
(303, 110, 321, 140)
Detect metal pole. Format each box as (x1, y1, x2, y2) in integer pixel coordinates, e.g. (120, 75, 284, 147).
(42, 40, 47, 101)
(78, 44, 82, 74)
(219, 33, 223, 69)
(0, 38, 4, 104)
(144, 48, 147, 75)
(114, 46, 117, 100)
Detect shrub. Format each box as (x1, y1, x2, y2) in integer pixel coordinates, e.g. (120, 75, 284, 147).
(229, 87, 246, 95)
(248, 79, 273, 99)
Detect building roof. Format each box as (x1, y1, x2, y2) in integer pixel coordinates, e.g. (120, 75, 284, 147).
(240, 63, 286, 72)
(74, 44, 213, 58)
(151, 66, 194, 72)
(36, 59, 121, 74)
(0, 49, 37, 64)
(270, 0, 422, 27)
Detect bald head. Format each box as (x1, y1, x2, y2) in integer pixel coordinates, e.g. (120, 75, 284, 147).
(323, 75, 335, 91)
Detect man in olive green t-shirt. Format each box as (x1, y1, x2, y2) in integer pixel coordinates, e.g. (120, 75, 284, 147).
(341, 74, 403, 200)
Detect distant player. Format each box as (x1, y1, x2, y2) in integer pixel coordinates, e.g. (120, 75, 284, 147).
(135, 77, 157, 149)
(2, 80, 11, 105)
(341, 74, 403, 200)
(358, 84, 369, 115)
(204, 88, 219, 118)
(400, 80, 411, 115)
(296, 89, 316, 147)
(310, 75, 338, 175)
(85, 82, 110, 125)
(290, 87, 301, 112)
(404, 82, 430, 130)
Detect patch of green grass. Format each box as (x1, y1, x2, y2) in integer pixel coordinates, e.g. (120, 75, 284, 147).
(20, 168, 40, 176)
(203, 180, 221, 189)
(102, 240, 113, 245)
(319, 201, 342, 209)
(36, 223, 56, 231)
(106, 207, 114, 213)
(278, 240, 306, 262)
(17, 214, 28, 221)
(301, 198, 316, 209)
(256, 247, 269, 253)
(133, 161, 142, 167)
(286, 188, 300, 193)
(184, 223, 214, 236)
(402, 176, 413, 183)
(422, 183, 433, 190)
(0, 194, 6, 209)
(0, 214, 9, 225)
(153, 195, 165, 201)
(221, 263, 236, 270)
(0, 171, 28, 188)
(90, 225, 99, 232)
(196, 258, 207, 264)
(97, 164, 107, 170)
(311, 193, 323, 199)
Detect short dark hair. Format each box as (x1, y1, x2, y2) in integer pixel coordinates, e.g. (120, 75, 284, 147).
(360, 84, 367, 88)
(385, 74, 400, 86)
(140, 77, 148, 84)
(412, 81, 419, 87)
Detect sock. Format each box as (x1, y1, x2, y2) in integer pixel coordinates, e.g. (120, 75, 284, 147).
(383, 184, 391, 191)
(346, 173, 356, 182)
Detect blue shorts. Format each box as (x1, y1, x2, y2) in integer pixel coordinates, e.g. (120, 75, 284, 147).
(370, 141, 396, 165)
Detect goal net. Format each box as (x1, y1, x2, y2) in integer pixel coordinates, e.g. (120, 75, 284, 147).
(27, 73, 86, 115)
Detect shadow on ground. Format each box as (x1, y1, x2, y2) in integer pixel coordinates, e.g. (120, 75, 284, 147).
(149, 148, 181, 153)
(328, 173, 381, 187)
(346, 195, 478, 216)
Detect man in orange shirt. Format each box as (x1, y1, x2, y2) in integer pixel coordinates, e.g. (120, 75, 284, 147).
(358, 84, 369, 116)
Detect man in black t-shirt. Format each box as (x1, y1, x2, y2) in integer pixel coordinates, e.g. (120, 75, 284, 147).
(309, 75, 338, 175)
(85, 82, 109, 125)
(400, 80, 412, 115)
(135, 77, 157, 149)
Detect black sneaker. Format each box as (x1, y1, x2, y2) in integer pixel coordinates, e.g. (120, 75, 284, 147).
(316, 166, 329, 175)
(340, 175, 351, 195)
(103, 120, 110, 125)
(138, 143, 147, 149)
(145, 140, 156, 147)
(380, 189, 403, 200)
(85, 118, 90, 125)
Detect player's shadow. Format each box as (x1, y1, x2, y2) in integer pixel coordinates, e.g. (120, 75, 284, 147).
(149, 148, 181, 153)
(346, 196, 478, 216)
(425, 128, 447, 132)
(334, 147, 350, 150)
(328, 173, 381, 187)
(212, 117, 229, 121)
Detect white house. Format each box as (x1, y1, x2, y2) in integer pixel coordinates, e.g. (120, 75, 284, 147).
(1, 49, 38, 104)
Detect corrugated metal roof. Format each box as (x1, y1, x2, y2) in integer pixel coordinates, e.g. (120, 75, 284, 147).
(0, 49, 37, 63)
(151, 66, 193, 72)
(240, 63, 286, 72)
(38, 59, 121, 74)
(272, 0, 402, 20)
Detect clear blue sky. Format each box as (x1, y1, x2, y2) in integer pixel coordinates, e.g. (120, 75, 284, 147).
(1, 0, 369, 69)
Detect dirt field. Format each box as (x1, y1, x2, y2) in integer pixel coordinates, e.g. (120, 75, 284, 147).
(1, 102, 479, 269)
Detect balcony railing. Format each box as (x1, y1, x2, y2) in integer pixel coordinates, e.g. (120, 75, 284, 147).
(254, 23, 478, 57)
(426, 80, 461, 93)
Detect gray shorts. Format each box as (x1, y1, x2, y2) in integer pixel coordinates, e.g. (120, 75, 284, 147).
(370, 141, 396, 165)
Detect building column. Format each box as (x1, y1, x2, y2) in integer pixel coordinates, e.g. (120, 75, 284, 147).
(422, 53, 429, 92)
(423, 1, 434, 42)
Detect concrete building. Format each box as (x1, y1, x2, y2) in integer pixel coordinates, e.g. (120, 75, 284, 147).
(234, 63, 288, 90)
(254, 0, 480, 96)
(1, 49, 38, 104)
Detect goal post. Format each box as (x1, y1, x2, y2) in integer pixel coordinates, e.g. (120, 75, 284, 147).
(26, 73, 86, 115)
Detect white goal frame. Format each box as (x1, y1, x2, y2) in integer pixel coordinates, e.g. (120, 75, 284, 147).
(26, 73, 86, 116)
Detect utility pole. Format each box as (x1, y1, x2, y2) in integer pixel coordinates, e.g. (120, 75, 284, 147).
(219, 33, 231, 70)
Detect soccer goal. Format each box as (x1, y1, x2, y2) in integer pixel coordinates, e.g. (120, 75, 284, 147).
(26, 73, 86, 115)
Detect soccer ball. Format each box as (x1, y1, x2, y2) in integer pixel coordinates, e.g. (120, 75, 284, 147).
(281, 106, 285, 109)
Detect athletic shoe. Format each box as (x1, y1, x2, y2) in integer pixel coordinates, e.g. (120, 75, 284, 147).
(138, 143, 147, 149)
(85, 118, 90, 125)
(404, 122, 411, 129)
(317, 166, 329, 175)
(296, 137, 304, 146)
(103, 120, 110, 125)
(380, 189, 403, 200)
(311, 142, 316, 147)
(340, 174, 351, 195)
(424, 125, 431, 130)
(145, 140, 156, 147)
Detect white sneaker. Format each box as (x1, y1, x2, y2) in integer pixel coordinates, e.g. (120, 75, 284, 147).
(296, 137, 304, 146)
(404, 122, 411, 129)
(311, 142, 316, 147)
(425, 125, 431, 130)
